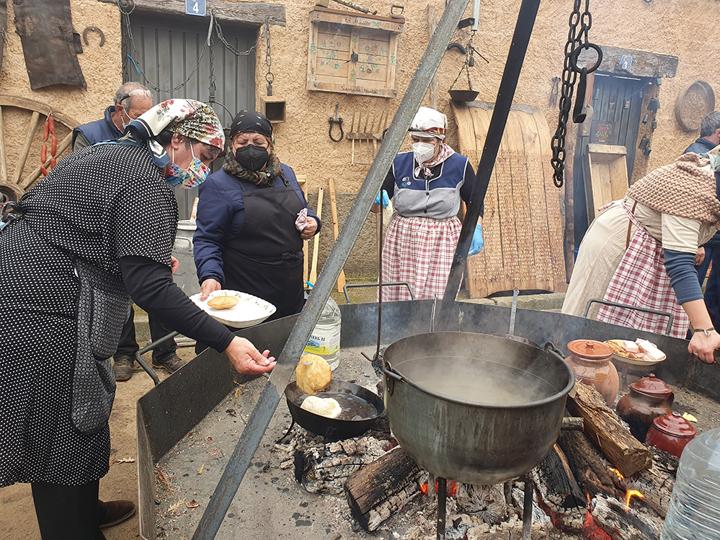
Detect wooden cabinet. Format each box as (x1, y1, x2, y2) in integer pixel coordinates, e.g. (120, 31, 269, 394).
(307, 7, 403, 98)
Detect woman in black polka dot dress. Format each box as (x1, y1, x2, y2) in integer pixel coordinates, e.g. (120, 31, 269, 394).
(0, 99, 275, 540)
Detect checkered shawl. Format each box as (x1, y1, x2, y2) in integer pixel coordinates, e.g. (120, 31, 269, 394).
(381, 214, 461, 301)
(596, 202, 689, 337)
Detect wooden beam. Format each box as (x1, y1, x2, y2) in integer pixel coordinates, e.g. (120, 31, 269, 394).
(425, 4, 439, 110)
(97, 0, 286, 26)
(577, 45, 677, 79)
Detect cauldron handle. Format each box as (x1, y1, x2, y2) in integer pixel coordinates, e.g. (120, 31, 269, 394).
(584, 299, 674, 335)
(543, 341, 565, 360)
(381, 365, 404, 396)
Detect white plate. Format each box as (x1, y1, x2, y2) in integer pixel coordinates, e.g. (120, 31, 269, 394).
(190, 290, 276, 329)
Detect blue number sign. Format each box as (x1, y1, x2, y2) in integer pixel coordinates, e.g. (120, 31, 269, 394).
(185, 0, 206, 17)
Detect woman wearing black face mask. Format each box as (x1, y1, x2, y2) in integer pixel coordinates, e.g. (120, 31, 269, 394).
(194, 111, 321, 328)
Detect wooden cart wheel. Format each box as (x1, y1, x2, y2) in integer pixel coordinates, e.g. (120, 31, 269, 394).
(0, 96, 79, 202)
(674, 81, 716, 133)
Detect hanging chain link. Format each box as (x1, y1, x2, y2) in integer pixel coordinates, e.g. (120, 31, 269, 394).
(264, 19, 274, 96)
(450, 30, 477, 91)
(550, 0, 596, 188)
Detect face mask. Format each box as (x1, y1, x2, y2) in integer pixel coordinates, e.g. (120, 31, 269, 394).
(412, 141, 436, 164)
(165, 147, 209, 189)
(235, 144, 269, 172)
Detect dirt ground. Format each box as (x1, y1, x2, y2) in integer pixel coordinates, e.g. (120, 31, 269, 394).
(0, 349, 190, 540)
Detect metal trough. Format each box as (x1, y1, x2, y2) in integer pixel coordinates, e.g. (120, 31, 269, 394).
(136, 299, 720, 538)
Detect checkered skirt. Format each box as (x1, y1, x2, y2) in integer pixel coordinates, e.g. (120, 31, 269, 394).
(596, 204, 689, 337)
(381, 214, 461, 301)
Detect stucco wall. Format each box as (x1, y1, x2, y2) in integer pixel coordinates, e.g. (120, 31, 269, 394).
(0, 0, 121, 190)
(2, 0, 716, 281)
(252, 0, 718, 279)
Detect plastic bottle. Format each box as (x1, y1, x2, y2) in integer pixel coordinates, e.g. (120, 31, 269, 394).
(661, 428, 720, 539)
(304, 291, 341, 371)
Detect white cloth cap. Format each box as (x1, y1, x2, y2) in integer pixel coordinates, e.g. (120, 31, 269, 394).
(409, 106, 447, 139)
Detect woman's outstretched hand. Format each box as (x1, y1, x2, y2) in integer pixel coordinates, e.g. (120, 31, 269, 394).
(225, 336, 276, 375)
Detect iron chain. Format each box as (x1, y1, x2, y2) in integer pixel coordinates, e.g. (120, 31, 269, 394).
(264, 20, 274, 95)
(550, 0, 594, 188)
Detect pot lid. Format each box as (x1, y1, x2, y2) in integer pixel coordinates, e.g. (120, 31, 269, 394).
(567, 339, 612, 359)
(652, 412, 697, 438)
(630, 374, 673, 398)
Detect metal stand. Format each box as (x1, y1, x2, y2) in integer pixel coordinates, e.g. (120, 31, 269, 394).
(436, 477, 447, 540)
(134, 331, 179, 386)
(522, 475, 534, 540)
(276, 419, 295, 444)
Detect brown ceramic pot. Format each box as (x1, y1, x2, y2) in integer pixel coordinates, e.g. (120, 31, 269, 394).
(645, 412, 697, 457)
(565, 339, 619, 405)
(616, 374, 674, 441)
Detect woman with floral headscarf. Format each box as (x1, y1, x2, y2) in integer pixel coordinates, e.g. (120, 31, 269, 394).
(0, 99, 275, 539)
(194, 111, 321, 327)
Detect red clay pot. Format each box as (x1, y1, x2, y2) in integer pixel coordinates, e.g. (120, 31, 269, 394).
(616, 374, 674, 441)
(645, 412, 697, 457)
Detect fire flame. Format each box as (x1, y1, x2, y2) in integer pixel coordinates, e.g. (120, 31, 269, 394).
(419, 480, 458, 497)
(608, 468, 625, 481)
(624, 489, 644, 510)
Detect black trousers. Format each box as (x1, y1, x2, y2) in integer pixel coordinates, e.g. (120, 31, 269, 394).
(31, 481, 104, 540)
(115, 305, 176, 362)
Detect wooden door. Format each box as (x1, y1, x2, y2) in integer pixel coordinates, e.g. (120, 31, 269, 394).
(573, 73, 645, 246)
(123, 13, 256, 220)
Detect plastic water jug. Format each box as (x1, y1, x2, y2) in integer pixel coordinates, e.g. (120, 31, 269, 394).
(304, 295, 341, 371)
(172, 220, 198, 296)
(661, 428, 720, 539)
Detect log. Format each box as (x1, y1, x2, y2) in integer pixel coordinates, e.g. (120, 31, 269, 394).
(558, 430, 621, 500)
(568, 383, 652, 477)
(345, 447, 422, 532)
(590, 495, 663, 540)
(628, 448, 677, 519)
(533, 443, 585, 510)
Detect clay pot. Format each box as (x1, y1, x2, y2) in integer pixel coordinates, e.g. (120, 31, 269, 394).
(616, 374, 674, 441)
(646, 412, 697, 458)
(565, 339, 619, 405)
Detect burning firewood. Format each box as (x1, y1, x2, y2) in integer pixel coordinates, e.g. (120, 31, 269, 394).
(589, 494, 663, 540)
(558, 430, 622, 500)
(293, 433, 392, 494)
(567, 383, 652, 477)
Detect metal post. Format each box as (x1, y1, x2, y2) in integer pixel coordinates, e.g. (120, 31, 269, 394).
(191, 2, 471, 538)
(443, 0, 542, 301)
(522, 475, 534, 539)
(437, 477, 447, 540)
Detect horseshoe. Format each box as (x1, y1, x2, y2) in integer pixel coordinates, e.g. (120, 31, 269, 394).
(82, 26, 106, 48)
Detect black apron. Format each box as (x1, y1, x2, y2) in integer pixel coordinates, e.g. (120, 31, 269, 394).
(224, 178, 305, 320)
